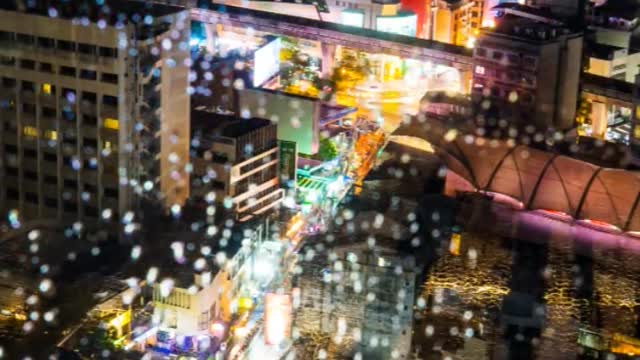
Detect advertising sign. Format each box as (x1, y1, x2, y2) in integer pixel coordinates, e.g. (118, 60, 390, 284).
(279, 140, 298, 188)
(264, 293, 292, 345)
(253, 37, 282, 87)
(341, 10, 365, 28)
(376, 13, 417, 37)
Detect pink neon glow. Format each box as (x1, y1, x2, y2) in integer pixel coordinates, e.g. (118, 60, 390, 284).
(445, 169, 639, 241)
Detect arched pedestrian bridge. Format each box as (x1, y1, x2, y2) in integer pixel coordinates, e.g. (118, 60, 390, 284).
(393, 118, 640, 234)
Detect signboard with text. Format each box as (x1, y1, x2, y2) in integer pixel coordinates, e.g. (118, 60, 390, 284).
(279, 140, 298, 188)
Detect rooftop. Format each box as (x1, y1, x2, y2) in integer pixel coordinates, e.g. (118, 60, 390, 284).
(587, 42, 626, 60)
(491, 2, 558, 20)
(593, 0, 640, 22)
(191, 108, 273, 139)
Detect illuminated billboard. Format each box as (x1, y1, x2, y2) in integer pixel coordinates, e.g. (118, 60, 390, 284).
(237, 88, 320, 155)
(253, 37, 282, 88)
(341, 9, 365, 27)
(376, 12, 417, 37)
(264, 293, 292, 345)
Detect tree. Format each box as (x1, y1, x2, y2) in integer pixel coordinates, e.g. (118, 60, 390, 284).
(318, 138, 338, 161)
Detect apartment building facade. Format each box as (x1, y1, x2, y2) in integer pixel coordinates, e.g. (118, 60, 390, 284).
(191, 109, 283, 221)
(431, 0, 485, 47)
(0, 1, 190, 230)
(472, 16, 583, 130)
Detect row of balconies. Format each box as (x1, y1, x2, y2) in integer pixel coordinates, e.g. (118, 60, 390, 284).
(0, 40, 118, 68)
(2, 196, 118, 221)
(475, 46, 538, 70)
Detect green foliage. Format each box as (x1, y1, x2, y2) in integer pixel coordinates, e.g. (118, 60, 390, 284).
(318, 138, 338, 161)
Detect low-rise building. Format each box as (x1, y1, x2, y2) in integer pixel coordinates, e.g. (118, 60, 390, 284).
(190, 108, 283, 222)
(585, 43, 640, 82)
(151, 215, 275, 350)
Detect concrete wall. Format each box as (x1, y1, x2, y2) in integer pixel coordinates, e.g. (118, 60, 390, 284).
(555, 35, 583, 130)
(160, 11, 191, 208)
(433, 8, 453, 44)
(535, 42, 561, 129)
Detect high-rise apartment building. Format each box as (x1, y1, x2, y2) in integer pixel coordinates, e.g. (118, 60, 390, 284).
(431, 0, 485, 47)
(472, 11, 583, 130)
(190, 108, 283, 222)
(0, 1, 191, 229)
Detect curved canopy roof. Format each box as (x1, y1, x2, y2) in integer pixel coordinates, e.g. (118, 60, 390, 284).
(439, 137, 640, 231)
(394, 117, 640, 232)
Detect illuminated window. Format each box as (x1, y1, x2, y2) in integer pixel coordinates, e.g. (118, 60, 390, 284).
(449, 233, 461, 256)
(634, 126, 640, 139)
(103, 141, 117, 151)
(44, 130, 57, 140)
(41, 83, 51, 95)
(103, 118, 119, 130)
(635, 105, 640, 121)
(23, 126, 38, 137)
(475, 65, 485, 75)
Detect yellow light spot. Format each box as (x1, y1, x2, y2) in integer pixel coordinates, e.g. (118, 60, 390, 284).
(466, 37, 476, 49)
(41, 83, 52, 95)
(449, 233, 461, 256)
(508, 91, 519, 103)
(44, 130, 57, 140)
(103, 118, 119, 130)
(104, 141, 112, 149)
(23, 126, 38, 138)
